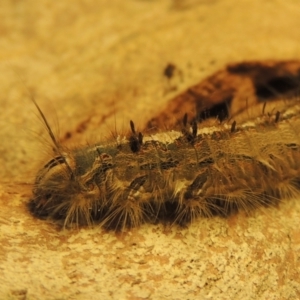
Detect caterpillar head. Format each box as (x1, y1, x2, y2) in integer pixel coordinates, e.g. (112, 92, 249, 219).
(29, 147, 114, 227)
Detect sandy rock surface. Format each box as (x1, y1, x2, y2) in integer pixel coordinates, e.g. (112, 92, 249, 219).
(1, 1, 300, 299)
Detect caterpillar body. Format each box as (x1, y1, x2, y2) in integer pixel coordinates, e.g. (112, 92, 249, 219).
(28, 98, 300, 231)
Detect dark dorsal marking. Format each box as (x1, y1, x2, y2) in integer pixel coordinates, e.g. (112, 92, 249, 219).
(231, 120, 237, 133)
(129, 120, 143, 153)
(182, 113, 198, 144)
(275, 111, 280, 123)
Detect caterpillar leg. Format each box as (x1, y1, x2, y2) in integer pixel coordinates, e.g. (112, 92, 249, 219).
(101, 175, 157, 230)
(171, 154, 289, 226)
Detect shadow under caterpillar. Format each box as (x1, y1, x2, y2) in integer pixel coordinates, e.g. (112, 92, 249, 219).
(28, 97, 300, 231)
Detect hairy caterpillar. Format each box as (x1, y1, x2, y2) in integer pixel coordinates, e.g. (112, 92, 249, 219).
(28, 96, 300, 231)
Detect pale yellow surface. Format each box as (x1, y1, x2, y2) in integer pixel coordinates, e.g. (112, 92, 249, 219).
(1, 1, 300, 299)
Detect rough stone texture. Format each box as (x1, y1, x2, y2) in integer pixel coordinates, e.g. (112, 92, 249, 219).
(1, 1, 300, 299)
